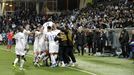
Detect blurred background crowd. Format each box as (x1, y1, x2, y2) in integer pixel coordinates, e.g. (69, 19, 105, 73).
(0, 0, 134, 59)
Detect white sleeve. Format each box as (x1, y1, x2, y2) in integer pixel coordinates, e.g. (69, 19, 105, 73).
(14, 34, 18, 40)
(35, 31, 41, 36)
(24, 30, 31, 35)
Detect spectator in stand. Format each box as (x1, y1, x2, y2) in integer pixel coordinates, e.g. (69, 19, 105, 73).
(7, 29, 14, 49)
(92, 30, 99, 55)
(98, 29, 107, 54)
(1, 30, 7, 45)
(119, 29, 129, 58)
(75, 28, 87, 56)
(86, 29, 93, 55)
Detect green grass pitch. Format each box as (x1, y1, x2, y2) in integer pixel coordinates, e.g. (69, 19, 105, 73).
(0, 45, 134, 75)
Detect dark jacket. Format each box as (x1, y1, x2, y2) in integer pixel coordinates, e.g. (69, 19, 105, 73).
(86, 32, 93, 45)
(65, 29, 74, 47)
(55, 32, 68, 47)
(119, 29, 129, 45)
(75, 31, 87, 46)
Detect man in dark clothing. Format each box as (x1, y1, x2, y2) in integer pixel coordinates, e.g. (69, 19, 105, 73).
(64, 26, 76, 66)
(55, 29, 68, 66)
(86, 30, 93, 55)
(119, 29, 129, 58)
(75, 30, 87, 55)
(92, 30, 98, 55)
(98, 30, 107, 54)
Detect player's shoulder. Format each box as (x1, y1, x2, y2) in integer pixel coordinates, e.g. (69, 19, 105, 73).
(44, 31, 50, 35)
(24, 29, 30, 32)
(56, 30, 61, 33)
(23, 29, 26, 32)
(16, 32, 24, 36)
(15, 32, 19, 36)
(35, 31, 39, 33)
(18, 31, 24, 34)
(53, 30, 60, 34)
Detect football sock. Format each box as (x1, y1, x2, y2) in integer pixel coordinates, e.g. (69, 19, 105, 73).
(14, 58, 19, 65)
(50, 55, 56, 65)
(20, 59, 25, 68)
(54, 55, 57, 59)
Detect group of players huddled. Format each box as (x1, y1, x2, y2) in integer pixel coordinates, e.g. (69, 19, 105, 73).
(12, 21, 77, 70)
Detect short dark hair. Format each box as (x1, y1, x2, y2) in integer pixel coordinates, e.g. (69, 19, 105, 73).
(47, 26, 52, 30)
(18, 26, 24, 32)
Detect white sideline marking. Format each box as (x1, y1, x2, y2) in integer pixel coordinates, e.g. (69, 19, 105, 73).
(0, 47, 97, 75)
(68, 67, 97, 75)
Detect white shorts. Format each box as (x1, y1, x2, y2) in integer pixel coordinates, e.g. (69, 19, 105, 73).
(54, 42, 59, 53)
(34, 42, 39, 52)
(43, 41, 48, 51)
(39, 41, 48, 52)
(15, 48, 25, 56)
(49, 41, 59, 53)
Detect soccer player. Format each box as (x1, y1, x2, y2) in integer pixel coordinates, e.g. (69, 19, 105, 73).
(13, 27, 26, 70)
(41, 21, 54, 66)
(46, 26, 58, 67)
(52, 24, 61, 62)
(33, 26, 42, 66)
(43, 21, 54, 33)
(23, 25, 32, 57)
(22, 24, 34, 62)
(33, 26, 49, 67)
(42, 21, 54, 53)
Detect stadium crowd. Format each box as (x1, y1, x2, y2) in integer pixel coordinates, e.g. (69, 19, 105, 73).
(0, 0, 134, 69)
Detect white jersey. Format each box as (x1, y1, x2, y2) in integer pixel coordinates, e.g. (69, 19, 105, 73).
(38, 32, 48, 51)
(34, 31, 41, 53)
(53, 29, 61, 35)
(46, 31, 59, 53)
(53, 29, 60, 53)
(43, 21, 54, 33)
(14, 32, 25, 56)
(46, 31, 56, 42)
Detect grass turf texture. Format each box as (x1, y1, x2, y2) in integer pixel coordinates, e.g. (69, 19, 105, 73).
(0, 45, 91, 75)
(76, 56, 134, 75)
(0, 45, 134, 75)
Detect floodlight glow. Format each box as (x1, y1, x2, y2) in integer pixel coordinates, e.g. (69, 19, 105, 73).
(9, 4, 13, 7)
(5, 3, 8, 5)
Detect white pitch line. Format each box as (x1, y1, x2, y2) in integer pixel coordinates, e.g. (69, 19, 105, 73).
(0, 47, 97, 75)
(68, 67, 97, 75)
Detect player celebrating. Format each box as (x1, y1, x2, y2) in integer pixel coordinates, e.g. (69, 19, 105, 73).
(33, 26, 43, 66)
(43, 21, 54, 33)
(23, 24, 33, 61)
(23, 25, 31, 54)
(52, 24, 60, 63)
(46, 26, 58, 67)
(33, 25, 49, 67)
(13, 27, 26, 70)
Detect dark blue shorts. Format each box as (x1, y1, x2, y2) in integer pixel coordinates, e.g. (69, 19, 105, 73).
(8, 40, 12, 45)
